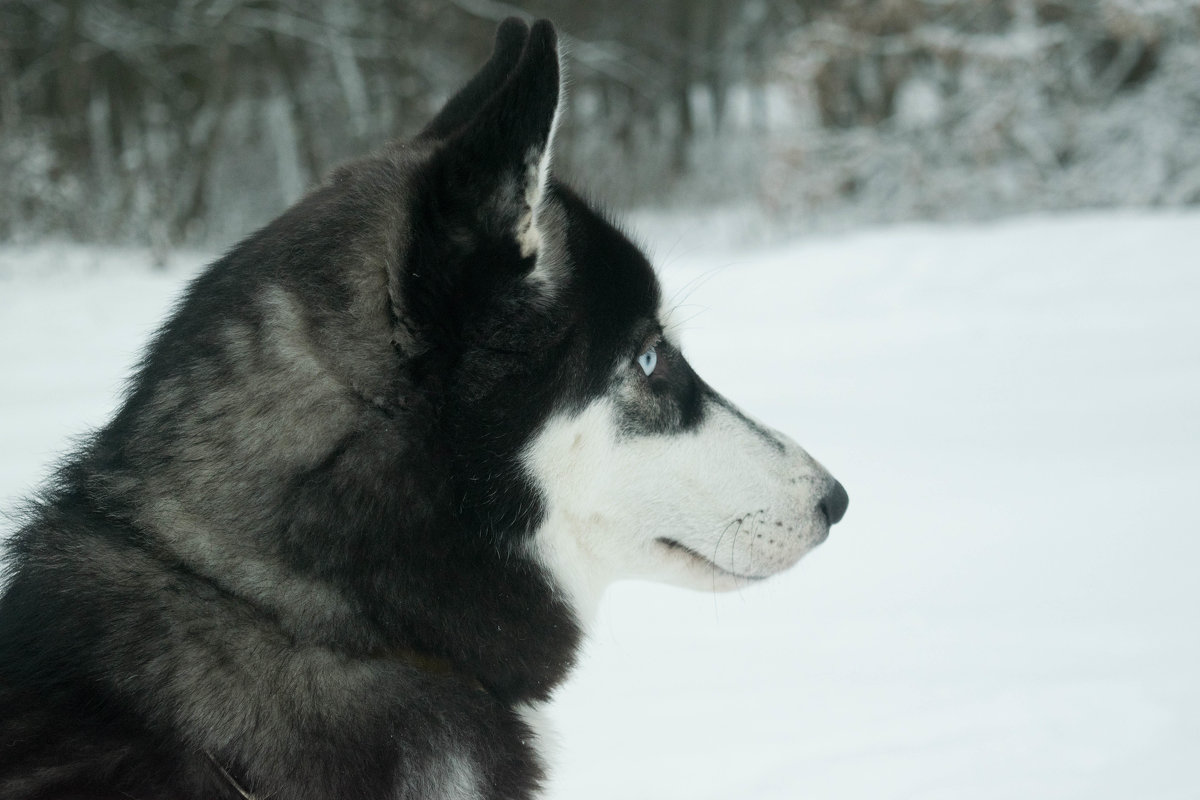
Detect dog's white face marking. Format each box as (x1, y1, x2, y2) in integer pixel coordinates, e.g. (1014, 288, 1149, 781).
(522, 330, 837, 620)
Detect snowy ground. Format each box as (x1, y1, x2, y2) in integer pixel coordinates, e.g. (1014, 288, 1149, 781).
(2, 210, 1198, 799)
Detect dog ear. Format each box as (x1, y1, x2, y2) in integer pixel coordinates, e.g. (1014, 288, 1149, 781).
(433, 19, 561, 261)
(396, 20, 562, 361)
(418, 18, 530, 141)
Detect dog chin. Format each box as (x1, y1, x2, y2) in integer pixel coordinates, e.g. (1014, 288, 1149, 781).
(655, 537, 772, 591)
(654, 522, 829, 591)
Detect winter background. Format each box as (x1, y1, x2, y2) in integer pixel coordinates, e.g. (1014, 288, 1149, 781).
(2, 2, 1199, 798)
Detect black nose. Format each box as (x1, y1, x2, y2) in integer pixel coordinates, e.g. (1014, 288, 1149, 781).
(819, 480, 849, 525)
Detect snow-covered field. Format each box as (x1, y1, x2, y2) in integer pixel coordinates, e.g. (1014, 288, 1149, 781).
(2, 210, 1198, 799)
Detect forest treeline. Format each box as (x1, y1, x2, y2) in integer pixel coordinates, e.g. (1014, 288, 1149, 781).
(2, 0, 1198, 247)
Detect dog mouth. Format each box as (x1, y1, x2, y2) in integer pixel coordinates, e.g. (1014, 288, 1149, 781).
(655, 538, 767, 582)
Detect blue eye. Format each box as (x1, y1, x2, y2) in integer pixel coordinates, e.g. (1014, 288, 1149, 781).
(637, 346, 658, 377)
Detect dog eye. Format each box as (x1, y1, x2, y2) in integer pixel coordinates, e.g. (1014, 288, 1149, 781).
(637, 346, 658, 377)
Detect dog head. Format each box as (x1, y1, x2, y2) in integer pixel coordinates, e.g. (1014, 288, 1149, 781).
(393, 19, 848, 617)
(119, 20, 844, 637)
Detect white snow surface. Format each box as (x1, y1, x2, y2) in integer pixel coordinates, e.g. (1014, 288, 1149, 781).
(2, 210, 1198, 799)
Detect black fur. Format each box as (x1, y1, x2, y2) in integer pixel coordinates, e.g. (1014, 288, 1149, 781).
(0, 19, 667, 800)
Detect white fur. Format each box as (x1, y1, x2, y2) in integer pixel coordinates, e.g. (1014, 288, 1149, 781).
(516, 148, 549, 259)
(522, 380, 835, 621)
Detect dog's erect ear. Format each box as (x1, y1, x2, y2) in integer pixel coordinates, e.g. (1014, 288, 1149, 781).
(433, 19, 561, 261)
(419, 18, 530, 141)
(397, 20, 562, 359)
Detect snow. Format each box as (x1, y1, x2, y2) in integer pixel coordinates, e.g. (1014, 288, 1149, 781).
(2, 211, 1199, 798)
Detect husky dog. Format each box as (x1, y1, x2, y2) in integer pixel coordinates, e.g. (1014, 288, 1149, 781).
(0, 18, 847, 800)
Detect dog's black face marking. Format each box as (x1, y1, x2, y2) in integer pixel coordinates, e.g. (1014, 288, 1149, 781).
(614, 338, 708, 436)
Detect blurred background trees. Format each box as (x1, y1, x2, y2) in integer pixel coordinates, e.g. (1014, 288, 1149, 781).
(2, 0, 1198, 247)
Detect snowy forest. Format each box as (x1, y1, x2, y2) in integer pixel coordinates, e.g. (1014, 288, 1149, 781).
(3, 0, 1200, 247)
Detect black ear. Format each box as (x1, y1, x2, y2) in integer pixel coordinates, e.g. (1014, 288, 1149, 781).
(436, 19, 561, 259)
(396, 20, 562, 359)
(419, 17, 530, 141)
